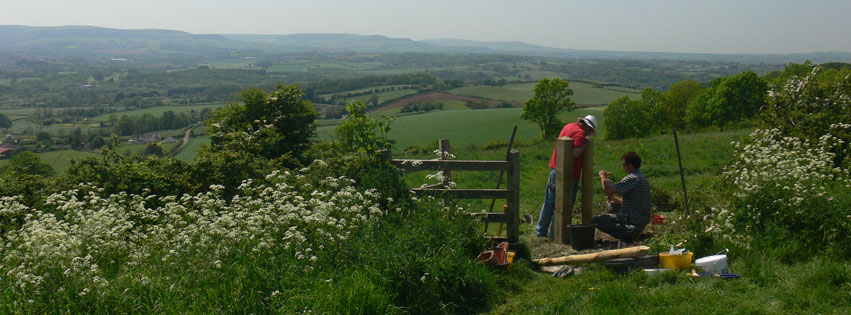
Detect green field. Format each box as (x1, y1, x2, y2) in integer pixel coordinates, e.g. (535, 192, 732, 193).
(37, 150, 99, 174)
(8, 119, 102, 135)
(90, 104, 226, 121)
(318, 106, 605, 150)
(517, 70, 566, 81)
(0, 108, 37, 116)
(448, 81, 641, 105)
(175, 136, 210, 162)
(320, 85, 413, 98)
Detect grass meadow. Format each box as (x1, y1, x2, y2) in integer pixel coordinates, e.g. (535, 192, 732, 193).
(392, 125, 850, 314)
(318, 106, 605, 150)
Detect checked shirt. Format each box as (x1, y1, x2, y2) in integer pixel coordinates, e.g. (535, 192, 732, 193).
(613, 169, 652, 226)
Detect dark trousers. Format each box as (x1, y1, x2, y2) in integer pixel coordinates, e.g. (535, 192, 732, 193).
(592, 203, 644, 242)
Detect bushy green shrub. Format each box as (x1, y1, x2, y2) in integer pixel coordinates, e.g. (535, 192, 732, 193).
(758, 66, 851, 167)
(335, 102, 394, 155)
(0, 151, 56, 208)
(705, 128, 851, 260)
(603, 96, 653, 140)
(60, 151, 195, 205)
(206, 84, 318, 161)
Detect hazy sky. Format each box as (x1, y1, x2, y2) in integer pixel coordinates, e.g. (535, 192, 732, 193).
(2, 0, 848, 54)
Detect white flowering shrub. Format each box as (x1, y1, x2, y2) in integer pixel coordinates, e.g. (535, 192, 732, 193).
(760, 65, 851, 167)
(705, 126, 851, 258)
(0, 158, 502, 313)
(0, 161, 389, 311)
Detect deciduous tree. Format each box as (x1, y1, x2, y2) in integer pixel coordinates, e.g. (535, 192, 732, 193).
(521, 78, 575, 139)
(603, 96, 653, 140)
(206, 84, 318, 160)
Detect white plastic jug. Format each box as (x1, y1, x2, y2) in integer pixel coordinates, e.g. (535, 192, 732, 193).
(695, 249, 729, 274)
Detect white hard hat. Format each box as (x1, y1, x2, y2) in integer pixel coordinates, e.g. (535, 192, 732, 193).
(581, 115, 598, 130)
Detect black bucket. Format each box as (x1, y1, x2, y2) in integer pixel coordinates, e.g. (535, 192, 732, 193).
(567, 224, 595, 251)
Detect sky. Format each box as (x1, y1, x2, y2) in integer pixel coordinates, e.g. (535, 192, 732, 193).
(1, 0, 848, 54)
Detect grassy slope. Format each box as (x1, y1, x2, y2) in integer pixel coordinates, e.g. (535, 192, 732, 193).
(491, 257, 851, 314)
(317, 107, 605, 150)
(392, 126, 850, 314)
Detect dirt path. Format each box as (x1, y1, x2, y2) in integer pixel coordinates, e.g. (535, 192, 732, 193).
(173, 128, 192, 153)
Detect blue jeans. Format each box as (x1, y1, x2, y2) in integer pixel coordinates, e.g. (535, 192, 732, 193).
(536, 168, 579, 238)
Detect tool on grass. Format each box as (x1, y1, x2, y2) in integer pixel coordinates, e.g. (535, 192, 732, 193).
(483, 125, 518, 236)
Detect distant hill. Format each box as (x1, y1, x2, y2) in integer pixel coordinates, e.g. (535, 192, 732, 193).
(2, 25, 851, 64)
(0, 25, 242, 56)
(422, 38, 851, 64)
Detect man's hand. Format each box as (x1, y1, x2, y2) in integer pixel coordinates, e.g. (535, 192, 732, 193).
(598, 170, 612, 178)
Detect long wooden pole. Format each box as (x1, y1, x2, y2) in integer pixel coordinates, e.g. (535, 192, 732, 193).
(533, 246, 650, 266)
(673, 127, 690, 215)
(486, 126, 517, 236)
(488, 125, 518, 212)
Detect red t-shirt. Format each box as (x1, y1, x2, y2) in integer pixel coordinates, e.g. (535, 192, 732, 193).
(548, 122, 587, 179)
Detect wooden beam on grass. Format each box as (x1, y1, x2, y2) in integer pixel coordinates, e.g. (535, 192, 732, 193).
(533, 246, 651, 266)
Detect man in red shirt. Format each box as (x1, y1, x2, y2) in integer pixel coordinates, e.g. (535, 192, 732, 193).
(536, 115, 598, 238)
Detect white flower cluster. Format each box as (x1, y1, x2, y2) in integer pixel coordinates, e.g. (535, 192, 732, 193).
(708, 125, 851, 246)
(433, 149, 456, 160)
(0, 161, 385, 295)
(725, 128, 850, 205)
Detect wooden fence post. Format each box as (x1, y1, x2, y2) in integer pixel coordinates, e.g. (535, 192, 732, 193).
(554, 137, 575, 244)
(507, 149, 520, 243)
(581, 140, 594, 224)
(439, 139, 451, 206)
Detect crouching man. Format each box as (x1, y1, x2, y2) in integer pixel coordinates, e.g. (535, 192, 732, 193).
(594, 152, 651, 243)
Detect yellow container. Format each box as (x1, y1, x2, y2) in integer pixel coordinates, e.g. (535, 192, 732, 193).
(658, 252, 694, 271)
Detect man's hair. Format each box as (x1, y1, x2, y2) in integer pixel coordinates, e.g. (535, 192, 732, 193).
(622, 151, 641, 169)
